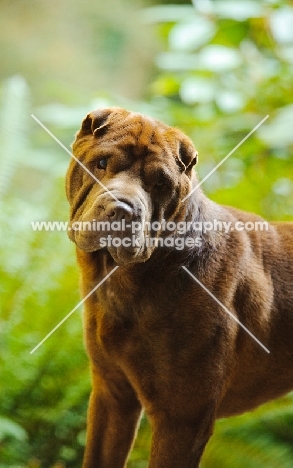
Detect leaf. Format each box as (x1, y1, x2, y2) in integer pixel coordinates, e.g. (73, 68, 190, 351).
(0, 76, 30, 196)
(180, 77, 215, 104)
(258, 105, 293, 146)
(198, 45, 242, 71)
(0, 416, 27, 441)
(214, 1, 263, 21)
(270, 7, 293, 44)
(169, 18, 216, 51)
(156, 46, 242, 73)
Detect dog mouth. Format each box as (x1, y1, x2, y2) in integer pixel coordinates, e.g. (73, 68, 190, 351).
(69, 191, 157, 263)
(107, 242, 147, 265)
(70, 214, 154, 265)
(73, 228, 152, 264)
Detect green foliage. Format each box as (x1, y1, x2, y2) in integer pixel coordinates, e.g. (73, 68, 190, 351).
(0, 0, 155, 103)
(143, 0, 293, 220)
(203, 395, 293, 467)
(0, 77, 89, 467)
(1, 0, 293, 467)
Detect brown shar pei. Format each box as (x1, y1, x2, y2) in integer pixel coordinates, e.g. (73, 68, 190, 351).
(66, 107, 293, 468)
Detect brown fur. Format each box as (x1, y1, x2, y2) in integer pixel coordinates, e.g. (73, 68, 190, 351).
(66, 108, 293, 467)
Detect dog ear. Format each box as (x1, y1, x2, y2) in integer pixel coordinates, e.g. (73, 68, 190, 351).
(90, 109, 115, 136)
(177, 139, 198, 173)
(76, 108, 120, 138)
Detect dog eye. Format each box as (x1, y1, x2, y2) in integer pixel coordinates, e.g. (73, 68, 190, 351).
(156, 180, 165, 187)
(97, 158, 108, 169)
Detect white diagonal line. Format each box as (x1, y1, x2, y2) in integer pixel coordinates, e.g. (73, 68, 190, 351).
(182, 266, 270, 354)
(30, 266, 119, 354)
(31, 114, 118, 202)
(181, 115, 269, 203)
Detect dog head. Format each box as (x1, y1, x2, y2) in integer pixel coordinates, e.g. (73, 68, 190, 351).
(66, 107, 198, 264)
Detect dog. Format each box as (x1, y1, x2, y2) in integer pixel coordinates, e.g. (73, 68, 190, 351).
(66, 107, 293, 467)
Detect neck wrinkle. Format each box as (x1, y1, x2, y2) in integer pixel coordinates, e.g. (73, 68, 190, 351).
(182, 184, 226, 259)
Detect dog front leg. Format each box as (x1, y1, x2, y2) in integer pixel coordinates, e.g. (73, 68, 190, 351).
(148, 407, 215, 468)
(83, 369, 142, 468)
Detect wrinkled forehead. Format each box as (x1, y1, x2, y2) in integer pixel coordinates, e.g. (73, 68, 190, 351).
(95, 112, 178, 158)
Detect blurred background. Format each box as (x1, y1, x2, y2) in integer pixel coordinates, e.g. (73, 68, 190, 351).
(1, 0, 293, 466)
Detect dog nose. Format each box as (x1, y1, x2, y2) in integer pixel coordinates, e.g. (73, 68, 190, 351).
(105, 201, 134, 222)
